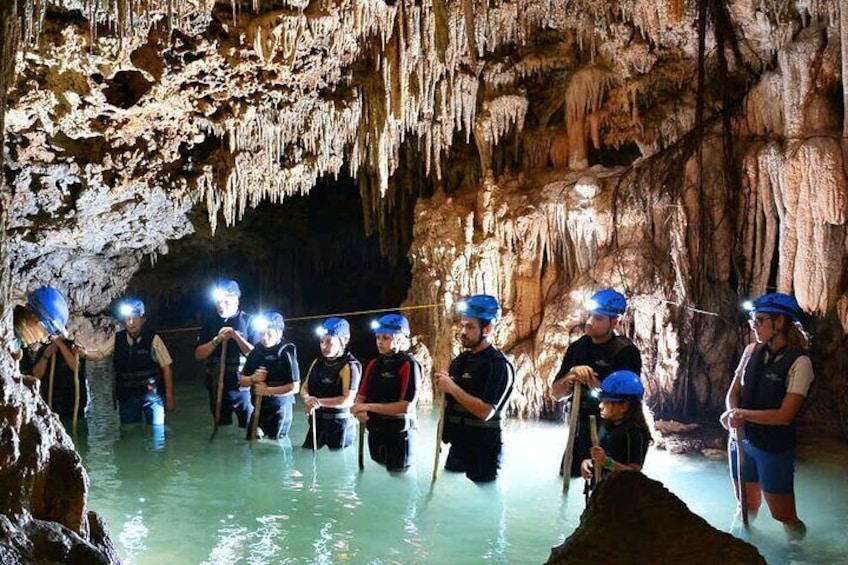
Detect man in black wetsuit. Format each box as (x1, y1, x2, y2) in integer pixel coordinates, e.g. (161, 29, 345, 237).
(434, 294, 514, 482)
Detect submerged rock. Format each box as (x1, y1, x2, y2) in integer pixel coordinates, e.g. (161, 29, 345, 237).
(546, 472, 764, 564)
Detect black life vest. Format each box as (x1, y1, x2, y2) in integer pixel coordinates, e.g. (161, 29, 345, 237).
(567, 334, 637, 413)
(206, 312, 251, 387)
(247, 341, 296, 387)
(741, 344, 805, 452)
(361, 352, 419, 421)
(307, 352, 361, 418)
(36, 340, 88, 418)
(445, 346, 514, 429)
(113, 330, 162, 400)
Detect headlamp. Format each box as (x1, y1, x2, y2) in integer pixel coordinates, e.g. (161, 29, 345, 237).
(119, 304, 134, 318)
(741, 300, 755, 312)
(584, 298, 600, 311)
(315, 325, 328, 338)
(253, 316, 270, 333)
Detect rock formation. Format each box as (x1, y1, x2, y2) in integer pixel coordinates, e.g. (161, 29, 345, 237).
(545, 471, 766, 564)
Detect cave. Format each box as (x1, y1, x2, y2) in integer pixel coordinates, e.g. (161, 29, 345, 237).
(1, 0, 847, 563)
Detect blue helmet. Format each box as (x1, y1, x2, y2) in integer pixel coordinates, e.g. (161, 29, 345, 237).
(316, 317, 350, 340)
(585, 288, 627, 318)
(599, 370, 644, 402)
(457, 294, 501, 322)
(27, 286, 69, 337)
(747, 292, 802, 322)
(212, 279, 241, 301)
(370, 313, 410, 337)
(253, 311, 285, 332)
(119, 297, 145, 318)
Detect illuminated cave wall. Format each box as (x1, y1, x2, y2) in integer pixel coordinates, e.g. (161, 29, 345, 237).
(3, 0, 848, 430)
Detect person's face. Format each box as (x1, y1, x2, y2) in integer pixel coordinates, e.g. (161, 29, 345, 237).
(320, 335, 345, 358)
(585, 312, 616, 339)
(375, 333, 399, 355)
(260, 328, 282, 347)
(599, 400, 628, 422)
(749, 313, 783, 343)
(125, 315, 145, 335)
(459, 316, 484, 349)
(216, 294, 239, 319)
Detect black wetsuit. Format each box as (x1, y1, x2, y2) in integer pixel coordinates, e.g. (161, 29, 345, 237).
(359, 352, 421, 472)
(553, 334, 641, 476)
(242, 341, 300, 439)
(443, 345, 514, 482)
(197, 311, 258, 428)
(302, 352, 362, 450)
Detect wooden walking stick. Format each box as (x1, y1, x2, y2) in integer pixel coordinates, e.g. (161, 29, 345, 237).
(431, 392, 446, 488)
(358, 420, 365, 471)
(589, 415, 601, 485)
(562, 381, 582, 492)
(212, 341, 228, 436)
(736, 424, 749, 527)
(311, 409, 318, 453)
(47, 354, 57, 410)
(72, 351, 81, 431)
(249, 394, 263, 443)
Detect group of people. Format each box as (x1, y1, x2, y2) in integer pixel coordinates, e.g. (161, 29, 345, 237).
(12, 280, 815, 526)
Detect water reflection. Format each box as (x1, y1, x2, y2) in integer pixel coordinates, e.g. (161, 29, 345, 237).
(78, 359, 848, 564)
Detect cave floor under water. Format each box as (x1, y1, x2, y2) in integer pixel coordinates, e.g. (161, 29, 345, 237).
(77, 362, 848, 565)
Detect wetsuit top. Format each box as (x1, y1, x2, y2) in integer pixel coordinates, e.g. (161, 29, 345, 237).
(445, 345, 514, 429)
(113, 329, 162, 399)
(34, 340, 88, 415)
(741, 344, 806, 453)
(242, 341, 300, 407)
(197, 311, 258, 389)
(553, 334, 641, 414)
(359, 352, 420, 419)
(598, 419, 649, 478)
(305, 352, 362, 417)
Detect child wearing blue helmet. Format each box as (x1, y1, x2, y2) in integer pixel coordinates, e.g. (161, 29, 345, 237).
(301, 317, 362, 450)
(721, 292, 811, 537)
(353, 313, 421, 473)
(580, 370, 652, 490)
(240, 312, 300, 440)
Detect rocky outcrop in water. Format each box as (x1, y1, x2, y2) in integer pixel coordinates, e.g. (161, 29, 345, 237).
(545, 472, 765, 564)
(0, 374, 119, 564)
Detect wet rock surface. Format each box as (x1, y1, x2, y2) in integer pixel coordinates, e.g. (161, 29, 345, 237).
(546, 472, 766, 564)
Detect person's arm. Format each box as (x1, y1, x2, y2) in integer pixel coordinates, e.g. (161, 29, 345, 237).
(734, 394, 805, 426)
(84, 335, 116, 362)
(435, 357, 508, 421)
(720, 344, 754, 429)
(55, 338, 78, 372)
(194, 325, 222, 361)
(229, 329, 254, 356)
(31, 345, 51, 380)
(161, 364, 175, 412)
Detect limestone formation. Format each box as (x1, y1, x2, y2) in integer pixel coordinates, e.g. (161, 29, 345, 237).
(545, 471, 766, 564)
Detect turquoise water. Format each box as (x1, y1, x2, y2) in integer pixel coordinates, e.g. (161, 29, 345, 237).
(77, 360, 848, 564)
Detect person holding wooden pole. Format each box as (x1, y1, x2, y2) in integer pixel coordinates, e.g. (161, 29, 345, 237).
(240, 312, 300, 441)
(550, 289, 641, 478)
(28, 286, 89, 424)
(433, 294, 514, 483)
(352, 313, 421, 474)
(720, 293, 812, 538)
(580, 370, 651, 497)
(195, 279, 257, 430)
(301, 317, 361, 451)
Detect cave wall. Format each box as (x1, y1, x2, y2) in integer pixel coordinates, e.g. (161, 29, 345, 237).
(2, 1, 847, 434)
